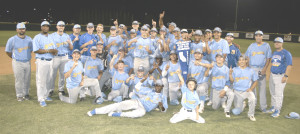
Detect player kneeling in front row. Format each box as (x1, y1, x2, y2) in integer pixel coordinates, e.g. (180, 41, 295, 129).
(59, 49, 103, 104)
(87, 79, 168, 118)
(170, 71, 205, 124)
(229, 55, 258, 121)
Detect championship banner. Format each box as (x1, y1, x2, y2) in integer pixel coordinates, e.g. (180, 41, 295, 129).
(233, 33, 239, 38)
(245, 33, 254, 39)
(263, 35, 269, 40)
(284, 35, 292, 41)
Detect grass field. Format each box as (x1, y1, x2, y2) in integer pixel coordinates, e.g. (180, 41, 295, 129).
(1, 30, 300, 134)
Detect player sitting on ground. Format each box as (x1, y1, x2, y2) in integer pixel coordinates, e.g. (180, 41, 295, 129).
(87, 79, 168, 118)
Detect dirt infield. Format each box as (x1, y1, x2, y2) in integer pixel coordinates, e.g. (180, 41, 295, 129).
(1, 47, 299, 85)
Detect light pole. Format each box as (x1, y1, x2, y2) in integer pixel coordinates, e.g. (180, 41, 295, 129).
(234, 0, 239, 31)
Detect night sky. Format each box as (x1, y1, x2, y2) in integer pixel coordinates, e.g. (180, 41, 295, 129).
(1, 0, 299, 34)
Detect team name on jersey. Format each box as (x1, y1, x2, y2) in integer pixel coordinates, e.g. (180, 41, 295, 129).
(231, 50, 236, 54)
(183, 98, 196, 104)
(115, 79, 124, 84)
(17, 46, 29, 53)
(235, 77, 249, 82)
(145, 96, 160, 103)
(44, 43, 54, 49)
(176, 41, 190, 50)
(212, 49, 222, 54)
(87, 65, 97, 70)
(272, 55, 282, 67)
(170, 71, 179, 76)
(128, 47, 135, 51)
(212, 76, 225, 81)
(190, 73, 200, 77)
(252, 51, 264, 56)
(73, 71, 82, 77)
(56, 42, 68, 48)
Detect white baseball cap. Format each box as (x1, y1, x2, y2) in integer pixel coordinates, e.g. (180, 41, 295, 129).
(57, 21, 65, 26)
(41, 21, 50, 26)
(16, 23, 26, 29)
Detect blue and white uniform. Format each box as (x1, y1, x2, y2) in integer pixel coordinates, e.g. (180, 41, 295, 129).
(108, 68, 132, 100)
(209, 39, 230, 63)
(162, 61, 181, 104)
(133, 37, 154, 74)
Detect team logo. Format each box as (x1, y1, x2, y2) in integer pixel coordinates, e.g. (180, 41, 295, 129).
(231, 50, 236, 54)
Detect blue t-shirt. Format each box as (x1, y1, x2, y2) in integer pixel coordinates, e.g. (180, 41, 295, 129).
(245, 42, 272, 68)
(83, 57, 104, 79)
(210, 64, 230, 90)
(5, 35, 33, 62)
(270, 49, 293, 74)
(79, 33, 97, 56)
(180, 84, 201, 110)
(51, 32, 72, 55)
(68, 34, 81, 59)
(126, 37, 138, 58)
(64, 60, 84, 89)
(188, 59, 209, 84)
(209, 39, 230, 62)
(232, 67, 258, 92)
(32, 33, 56, 59)
(227, 43, 241, 68)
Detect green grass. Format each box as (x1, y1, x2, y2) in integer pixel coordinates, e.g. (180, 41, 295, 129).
(1, 72, 300, 134)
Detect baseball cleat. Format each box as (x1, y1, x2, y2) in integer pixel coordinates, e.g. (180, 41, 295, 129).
(271, 110, 280, 118)
(45, 97, 53, 101)
(225, 112, 231, 118)
(40, 101, 47, 107)
(24, 95, 30, 100)
(108, 112, 114, 117)
(266, 106, 275, 113)
(248, 115, 256, 121)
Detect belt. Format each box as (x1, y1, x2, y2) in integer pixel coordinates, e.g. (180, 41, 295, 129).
(37, 58, 52, 61)
(184, 108, 193, 112)
(272, 73, 284, 75)
(14, 59, 30, 62)
(57, 53, 67, 56)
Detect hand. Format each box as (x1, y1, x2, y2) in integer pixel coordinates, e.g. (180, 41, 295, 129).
(112, 54, 118, 59)
(88, 40, 94, 45)
(246, 88, 252, 92)
(80, 81, 84, 86)
(219, 90, 226, 98)
(82, 48, 88, 52)
(229, 67, 233, 75)
(165, 64, 170, 71)
(160, 34, 165, 39)
(130, 74, 135, 80)
(191, 29, 195, 35)
(111, 40, 117, 46)
(149, 75, 154, 80)
(159, 11, 165, 19)
(113, 19, 118, 26)
(175, 69, 181, 74)
(152, 19, 156, 27)
(261, 69, 266, 75)
(153, 62, 158, 69)
(97, 75, 102, 80)
(145, 45, 150, 51)
(72, 62, 78, 68)
(74, 36, 79, 41)
(67, 40, 71, 45)
(281, 76, 287, 83)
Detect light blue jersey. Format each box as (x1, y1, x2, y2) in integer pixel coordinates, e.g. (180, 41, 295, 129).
(180, 84, 201, 110)
(163, 61, 181, 83)
(210, 64, 230, 90)
(5, 35, 33, 62)
(51, 32, 72, 55)
(132, 77, 153, 87)
(64, 60, 84, 89)
(79, 33, 97, 56)
(232, 67, 258, 92)
(209, 39, 230, 62)
(83, 57, 104, 79)
(110, 68, 131, 90)
(112, 55, 133, 74)
(245, 42, 272, 68)
(126, 37, 138, 57)
(190, 41, 206, 60)
(33, 33, 56, 59)
(139, 92, 168, 112)
(188, 59, 209, 84)
(107, 35, 124, 55)
(95, 33, 107, 46)
(134, 37, 154, 59)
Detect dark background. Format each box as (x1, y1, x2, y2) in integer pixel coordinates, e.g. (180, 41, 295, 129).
(1, 0, 299, 34)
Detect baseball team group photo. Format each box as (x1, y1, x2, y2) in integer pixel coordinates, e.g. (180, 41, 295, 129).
(1, 1, 300, 133)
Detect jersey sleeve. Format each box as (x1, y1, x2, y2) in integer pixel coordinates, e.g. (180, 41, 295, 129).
(64, 62, 71, 74)
(286, 51, 293, 66)
(32, 35, 41, 52)
(222, 40, 230, 54)
(5, 37, 14, 52)
(245, 44, 251, 58)
(266, 44, 272, 59)
(98, 59, 104, 71)
(251, 69, 258, 81)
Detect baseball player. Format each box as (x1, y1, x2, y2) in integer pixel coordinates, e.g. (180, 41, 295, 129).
(188, 49, 211, 113)
(169, 73, 205, 124)
(108, 55, 133, 102)
(79, 22, 97, 62)
(87, 79, 168, 118)
(175, 29, 191, 82)
(157, 26, 170, 62)
(126, 29, 138, 58)
(149, 27, 159, 65)
(133, 25, 154, 74)
(267, 37, 293, 117)
(96, 41, 110, 91)
(209, 27, 230, 63)
(68, 24, 81, 59)
(79, 46, 104, 101)
(203, 29, 213, 62)
(5, 23, 33, 101)
(167, 27, 181, 54)
(245, 30, 272, 112)
(49, 21, 73, 96)
(112, 47, 133, 75)
(229, 55, 258, 121)
(190, 30, 207, 61)
(149, 53, 167, 80)
(209, 54, 234, 118)
(129, 66, 154, 99)
(33, 21, 58, 107)
(95, 24, 107, 47)
(162, 50, 181, 105)
(158, 11, 175, 40)
(225, 33, 241, 68)
(105, 26, 124, 64)
(131, 20, 141, 36)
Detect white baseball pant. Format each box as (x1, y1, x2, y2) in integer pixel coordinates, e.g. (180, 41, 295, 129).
(36, 59, 53, 102)
(269, 73, 286, 111)
(12, 59, 31, 98)
(170, 107, 205, 123)
(234, 90, 256, 116)
(50, 55, 68, 92)
(212, 88, 234, 112)
(251, 67, 267, 110)
(107, 83, 129, 100)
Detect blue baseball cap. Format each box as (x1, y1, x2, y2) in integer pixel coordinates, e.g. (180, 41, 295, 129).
(41, 21, 50, 26)
(181, 29, 188, 33)
(16, 23, 26, 29)
(155, 79, 164, 86)
(57, 21, 65, 26)
(170, 49, 177, 55)
(169, 22, 177, 27)
(150, 28, 158, 33)
(255, 30, 263, 35)
(285, 112, 300, 119)
(274, 37, 283, 43)
(87, 22, 94, 28)
(132, 21, 139, 25)
(145, 24, 151, 28)
(130, 29, 136, 34)
(173, 27, 180, 32)
(194, 30, 203, 36)
(73, 24, 81, 29)
(215, 53, 224, 58)
(97, 41, 104, 45)
(213, 27, 222, 32)
(226, 33, 234, 37)
(155, 53, 163, 59)
(160, 26, 167, 32)
(90, 46, 97, 50)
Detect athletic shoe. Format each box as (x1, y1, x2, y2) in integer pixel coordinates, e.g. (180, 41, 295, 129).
(222, 101, 227, 109)
(248, 115, 256, 121)
(45, 97, 53, 101)
(40, 101, 47, 107)
(266, 106, 275, 113)
(108, 112, 114, 117)
(111, 112, 121, 117)
(271, 110, 280, 118)
(225, 112, 231, 118)
(49, 91, 54, 97)
(24, 95, 30, 100)
(207, 101, 212, 106)
(59, 91, 66, 96)
(87, 111, 93, 117)
(17, 97, 24, 102)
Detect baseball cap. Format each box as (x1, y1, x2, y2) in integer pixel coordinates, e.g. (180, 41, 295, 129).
(132, 21, 139, 25)
(232, 108, 241, 115)
(285, 112, 300, 119)
(170, 49, 177, 55)
(97, 41, 103, 45)
(274, 37, 283, 43)
(141, 25, 148, 30)
(90, 46, 97, 51)
(118, 47, 125, 51)
(205, 29, 212, 33)
(130, 29, 136, 34)
(194, 48, 203, 54)
(72, 49, 81, 54)
(119, 24, 125, 28)
(173, 27, 180, 32)
(181, 29, 188, 33)
(255, 30, 263, 35)
(145, 24, 150, 28)
(169, 22, 177, 27)
(150, 28, 158, 33)
(155, 53, 163, 59)
(110, 26, 116, 30)
(87, 23, 94, 28)
(73, 24, 81, 29)
(155, 79, 164, 86)
(226, 33, 234, 37)
(213, 27, 222, 32)
(238, 54, 247, 60)
(215, 53, 224, 58)
(137, 65, 144, 72)
(186, 77, 197, 85)
(160, 26, 167, 32)
(41, 21, 50, 26)
(16, 23, 26, 29)
(57, 21, 65, 26)
(194, 30, 203, 36)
